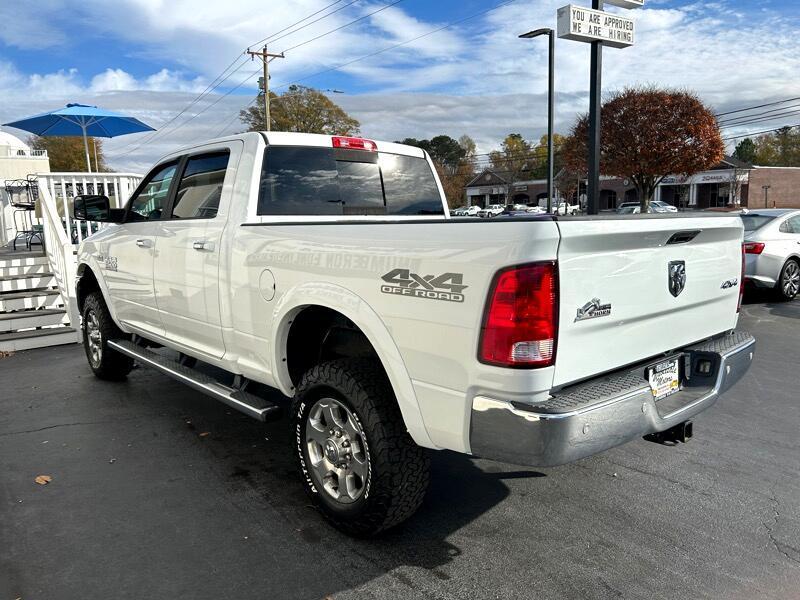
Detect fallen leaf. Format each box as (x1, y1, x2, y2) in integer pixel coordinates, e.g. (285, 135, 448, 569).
(34, 475, 52, 485)
(199, 432, 210, 437)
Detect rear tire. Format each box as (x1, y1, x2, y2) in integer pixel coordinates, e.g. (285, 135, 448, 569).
(291, 358, 430, 537)
(82, 291, 134, 381)
(776, 259, 800, 301)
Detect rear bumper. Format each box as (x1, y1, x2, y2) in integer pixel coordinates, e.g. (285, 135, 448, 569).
(469, 330, 755, 467)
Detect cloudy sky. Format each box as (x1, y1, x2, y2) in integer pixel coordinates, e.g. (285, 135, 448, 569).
(1, 0, 799, 172)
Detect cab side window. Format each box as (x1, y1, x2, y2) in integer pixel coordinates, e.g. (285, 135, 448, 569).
(171, 151, 230, 219)
(127, 161, 178, 222)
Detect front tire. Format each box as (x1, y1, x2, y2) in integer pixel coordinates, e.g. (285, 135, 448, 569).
(777, 259, 800, 301)
(82, 292, 134, 380)
(291, 358, 430, 537)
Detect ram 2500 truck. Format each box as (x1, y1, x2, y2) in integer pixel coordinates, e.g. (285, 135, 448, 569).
(73, 132, 755, 536)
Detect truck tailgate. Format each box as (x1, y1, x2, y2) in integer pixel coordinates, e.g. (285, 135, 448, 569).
(553, 215, 743, 387)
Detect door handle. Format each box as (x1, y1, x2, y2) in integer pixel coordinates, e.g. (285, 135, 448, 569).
(192, 240, 214, 251)
(135, 239, 152, 248)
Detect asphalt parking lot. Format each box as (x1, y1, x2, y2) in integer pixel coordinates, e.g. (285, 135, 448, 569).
(1, 294, 799, 600)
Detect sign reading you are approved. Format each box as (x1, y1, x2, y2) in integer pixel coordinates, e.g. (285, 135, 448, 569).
(557, 4, 636, 48)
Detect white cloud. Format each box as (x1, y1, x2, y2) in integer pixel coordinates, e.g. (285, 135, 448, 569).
(89, 68, 205, 93)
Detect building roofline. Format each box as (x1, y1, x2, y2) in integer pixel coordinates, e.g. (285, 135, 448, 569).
(465, 167, 509, 187)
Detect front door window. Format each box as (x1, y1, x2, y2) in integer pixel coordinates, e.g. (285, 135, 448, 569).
(127, 161, 178, 221)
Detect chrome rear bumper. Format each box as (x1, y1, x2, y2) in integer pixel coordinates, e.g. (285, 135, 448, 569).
(469, 331, 755, 467)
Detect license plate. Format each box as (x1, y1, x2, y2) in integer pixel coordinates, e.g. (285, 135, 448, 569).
(648, 358, 681, 401)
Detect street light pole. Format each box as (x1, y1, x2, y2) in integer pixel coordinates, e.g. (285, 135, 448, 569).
(520, 28, 556, 213)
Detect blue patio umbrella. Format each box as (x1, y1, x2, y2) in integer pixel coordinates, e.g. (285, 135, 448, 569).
(3, 103, 154, 172)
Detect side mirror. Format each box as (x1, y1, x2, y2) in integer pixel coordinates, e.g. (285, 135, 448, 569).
(73, 195, 123, 222)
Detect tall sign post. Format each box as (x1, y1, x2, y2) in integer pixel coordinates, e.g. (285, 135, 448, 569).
(557, 0, 640, 214)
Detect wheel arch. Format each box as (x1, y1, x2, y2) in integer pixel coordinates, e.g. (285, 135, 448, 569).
(76, 262, 122, 326)
(271, 282, 435, 450)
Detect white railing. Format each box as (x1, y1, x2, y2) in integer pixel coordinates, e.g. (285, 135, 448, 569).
(35, 172, 142, 343)
(38, 181, 81, 343)
(38, 172, 141, 244)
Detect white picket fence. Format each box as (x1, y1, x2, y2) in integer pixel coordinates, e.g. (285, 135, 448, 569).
(35, 172, 142, 342)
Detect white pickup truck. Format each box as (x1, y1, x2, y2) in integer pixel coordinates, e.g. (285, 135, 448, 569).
(73, 132, 755, 536)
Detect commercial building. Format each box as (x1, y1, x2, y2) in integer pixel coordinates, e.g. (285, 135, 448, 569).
(465, 157, 800, 210)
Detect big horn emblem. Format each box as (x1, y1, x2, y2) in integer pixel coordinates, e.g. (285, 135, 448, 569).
(668, 260, 686, 297)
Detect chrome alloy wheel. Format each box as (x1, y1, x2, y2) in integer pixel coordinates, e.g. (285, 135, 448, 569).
(85, 309, 103, 368)
(306, 397, 369, 504)
(782, 261, 800, 298)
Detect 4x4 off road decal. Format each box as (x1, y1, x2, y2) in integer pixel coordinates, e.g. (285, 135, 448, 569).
(381, 269, 468, 303)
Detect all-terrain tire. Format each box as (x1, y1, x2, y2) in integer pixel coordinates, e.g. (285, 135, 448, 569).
(82, 291, 134, 381)
(291, 358, 430, 537)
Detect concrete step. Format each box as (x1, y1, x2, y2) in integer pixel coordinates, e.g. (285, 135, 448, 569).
(0, 263, 50, 278)
(0, 309, 69, 333)
(0, 273, 55, 293)
(0, 290, 63, 312)
(0, 326, 78, 352)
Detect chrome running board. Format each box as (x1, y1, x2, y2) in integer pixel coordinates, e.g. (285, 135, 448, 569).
(108, 339, 281, 422)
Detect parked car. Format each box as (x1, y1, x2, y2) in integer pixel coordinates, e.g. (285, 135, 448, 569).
(617, 200, 676, 214)
(741, 209, 800, 300)
(527, 205, 547, 214)
(478, 204, 505, 218)
(552, 201, 579, 215)
(73, 131, 755, 536)
(650, 200, 679, 213)
(453, 205, 481, 217)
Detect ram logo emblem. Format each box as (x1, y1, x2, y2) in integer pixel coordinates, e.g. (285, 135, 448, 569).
(668, 260, 686, 297)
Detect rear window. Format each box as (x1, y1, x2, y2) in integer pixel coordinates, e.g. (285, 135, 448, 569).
(257, 146, 444, 216)
(740, 214, 775, 231)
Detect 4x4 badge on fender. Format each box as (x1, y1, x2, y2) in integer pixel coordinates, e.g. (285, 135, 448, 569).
(381, 268, 467, 303)
(669, 260, 686, 297)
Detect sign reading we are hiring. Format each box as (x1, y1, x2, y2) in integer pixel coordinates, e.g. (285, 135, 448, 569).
(557, 4, 635, 48)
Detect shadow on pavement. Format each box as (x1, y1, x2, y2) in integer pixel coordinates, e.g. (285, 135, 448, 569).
(0, 345, 548, 600)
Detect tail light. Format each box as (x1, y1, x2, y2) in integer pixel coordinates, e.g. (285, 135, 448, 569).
(738, 243, 745, 313)
(332, 136, 377, 151)
(479, 262, 558, 368)
(744, 242, 765, 254)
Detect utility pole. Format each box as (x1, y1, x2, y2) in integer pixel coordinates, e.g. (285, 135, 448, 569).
(247, 45, 285, 131)
(762, 185, 771, 208)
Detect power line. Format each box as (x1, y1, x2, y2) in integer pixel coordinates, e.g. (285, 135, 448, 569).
(281, 0, 404, 54)
(722, 124, 799, 142)
(721, 111, 800, 130)
(252, 0, 361, 48)
(719, 102, 800, 125)
(114, 67, 262, 159)
(715, 96, 800, 118)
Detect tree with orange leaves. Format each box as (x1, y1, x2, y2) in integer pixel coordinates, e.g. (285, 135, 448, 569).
(562, 87, 724, 211)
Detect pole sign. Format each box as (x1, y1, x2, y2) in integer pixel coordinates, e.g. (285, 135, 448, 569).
(604, 0, 643, 8)
(557, 5, 635, 48)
